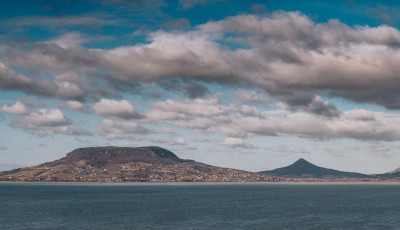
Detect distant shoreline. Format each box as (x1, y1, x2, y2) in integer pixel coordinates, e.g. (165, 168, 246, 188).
(2, 181, 400, 185)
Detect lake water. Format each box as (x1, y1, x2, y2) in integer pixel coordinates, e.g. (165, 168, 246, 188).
(1, 182, 400, 229)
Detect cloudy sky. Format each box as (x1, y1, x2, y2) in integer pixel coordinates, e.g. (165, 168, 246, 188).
(2, 0, 400, 173)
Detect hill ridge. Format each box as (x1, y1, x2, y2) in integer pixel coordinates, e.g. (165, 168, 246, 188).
(259, 158, 370, 179)
(0, 146, 272, 183)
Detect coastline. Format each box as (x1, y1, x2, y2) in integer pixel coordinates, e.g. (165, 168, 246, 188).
(2, 181, 400, 185)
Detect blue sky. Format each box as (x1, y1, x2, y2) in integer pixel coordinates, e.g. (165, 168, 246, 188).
(2, 0, 400, 173)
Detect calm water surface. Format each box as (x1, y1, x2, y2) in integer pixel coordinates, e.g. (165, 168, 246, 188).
(1, 182, 400, 229)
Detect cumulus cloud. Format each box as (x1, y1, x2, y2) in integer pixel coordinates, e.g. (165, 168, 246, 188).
(150, 97, 223, 117)
(234, 89, 273, 105)
(219, 109, 400, 141)
(278, 96, 341, 118)
(4, 11, 400, 113)
(1, 101, 29, 115)
(0, 62, 87, 101)
(0, 62, 33, 89)
(98, 118, 149, 139)
(66, 101, 84, 110)
(11, 108, 91, 136)
(101, 13, 400, 109)
(150, 137, 186, 145)
(92, 99, 143, 119)
(221, 137, 256, 149)
(173, 137, 186, 145)
(47, 32, 89, 49)
(145, 97, 400, 142)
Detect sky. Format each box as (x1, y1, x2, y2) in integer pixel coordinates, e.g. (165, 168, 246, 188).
(2, 0, 400, 174)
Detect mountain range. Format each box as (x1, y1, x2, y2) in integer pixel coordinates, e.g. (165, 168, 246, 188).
(1, 146, 399, 182)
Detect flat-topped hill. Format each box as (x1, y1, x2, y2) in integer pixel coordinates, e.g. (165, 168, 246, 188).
(0, 146, 272, 183)
(44, 146, 187, 168)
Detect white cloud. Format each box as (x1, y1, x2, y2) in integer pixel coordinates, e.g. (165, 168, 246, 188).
(234, 89, 264, 104)
(173, 137, 186, 145)
(144, 97, 400, 142)
(151, 97, 223, 117)
(66, 101, 84, 110)
(220, 109, 400, 141)
(47, 32, 89, 49)
(149, 137, 186, 145)
(92, 99, 142, 119)
(5, 12, 400, 110)
(98, 118, 149, 139)
(1, 101, 29, 115)
(11, 108, 90, 136)
(221, 137, 256, 149)
(17, 108, 70, 127)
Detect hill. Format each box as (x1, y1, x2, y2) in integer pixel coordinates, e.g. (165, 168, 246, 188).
(259, 158, 370, 179)
(0, 146, 272, 182)
(373, 167, 400, 179)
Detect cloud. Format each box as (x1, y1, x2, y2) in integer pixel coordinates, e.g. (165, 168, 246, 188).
(179, 0, 223, 9)
(149, 97, 224, 118)
(5, 11, 400, 111)
(265, 145, 310, 155)
(250, 4, 268, 14)
(172, 137, 186, 145)
(278, 96, 341, 118)
(11, 108, 91, 136)
(0, 63, 87, 101)
(66, 101, 84, 110)
(55, 71, 82, 82)
(99, 30, 233, 82)
(161, 18, 191, 29)
(1, 101, 29, 115)
(47, 32, 90, 49)
(219, 109, 400, 141)
(221, 137, 256, 149)
(0, 62, 33, 89)
(367, 5, 400, 26)
(99, 13, 400, 109)
(2, 41, 101, 74)
(150, 137, 186, 145)
(146, 97, 400, 142)
(234, 89, 272, 105)
(98, 118, 149, 139)
(196, 136, 210, 142)
(92, 99, 142, 119)
(367, 142, 395, 158)
(158, 79, 210, 98)
(0, 16, 117, 28)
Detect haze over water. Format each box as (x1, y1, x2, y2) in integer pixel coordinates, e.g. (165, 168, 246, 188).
(1, 183, 400, 229)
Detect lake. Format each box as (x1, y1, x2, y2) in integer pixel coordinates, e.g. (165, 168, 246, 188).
(1, 182, 399, 229)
